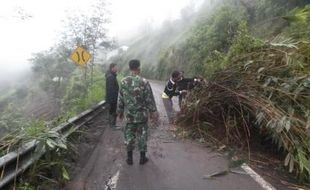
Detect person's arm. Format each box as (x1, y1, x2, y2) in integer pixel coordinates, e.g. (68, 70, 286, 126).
(145, 81, 157, 112)
(117, 81, 124, 119)
(106, 74, 114, 102)
(166, 80, 181, 97)
(145, 81, 159, 124)
(173, 91, 181, 96)
(180, 78, 195, 90)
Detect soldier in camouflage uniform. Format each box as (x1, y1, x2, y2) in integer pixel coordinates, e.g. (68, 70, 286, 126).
(117, 59, 158, 165)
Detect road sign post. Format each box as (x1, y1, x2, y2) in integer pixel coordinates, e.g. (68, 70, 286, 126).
(70, 46, 92, 66)
(70, 46, 92, 96)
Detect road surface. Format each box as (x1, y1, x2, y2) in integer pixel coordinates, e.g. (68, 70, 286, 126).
(64, 81, 269, 190)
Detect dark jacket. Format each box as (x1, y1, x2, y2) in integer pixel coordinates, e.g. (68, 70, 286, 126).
(177, 78, 195, 91)
(163, 79, 180, 99)
(105, 70, 119, 104)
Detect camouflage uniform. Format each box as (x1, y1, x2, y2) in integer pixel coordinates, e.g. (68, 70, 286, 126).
(117, 74, 157, 152)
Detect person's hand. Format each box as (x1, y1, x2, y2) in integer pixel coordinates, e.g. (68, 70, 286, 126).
(150, 112, 159, 127)
(181, 90, 187, 95)
(194, 78, 203, 83)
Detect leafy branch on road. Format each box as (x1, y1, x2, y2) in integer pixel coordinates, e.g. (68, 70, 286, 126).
(178, 40, 310, 182)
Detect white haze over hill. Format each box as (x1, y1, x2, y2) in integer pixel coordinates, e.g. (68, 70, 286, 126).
(109, 0, 204, 40)
(0, 63, 30, 90)
(0, 0, 204, 82)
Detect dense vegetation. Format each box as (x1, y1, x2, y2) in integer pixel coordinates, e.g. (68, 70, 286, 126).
(0, 0, 110, 142)
(179, 40, 310, 182)
(114, 0, 310, 79)
(0, 0, 111, 188)
(177, 0, 310, 183)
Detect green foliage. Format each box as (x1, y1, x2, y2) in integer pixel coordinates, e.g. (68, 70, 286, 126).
(226, 21, 263, 60)
(1, 116, 71, 188)
(15, 87, 29, 99)
(118, 0, 310, 81)
(283, 5, 310, 23)
(62, 65, 105, 116)
(61, 0, 111, 51)
(0, 104, 30, 134)
(157, 46, 190, 79)
(178, 41, 310, 182)
(187, 4, 246, 74)
(1, 115, 67, 153)
(111, 3, 198, 79)
(0, 1, 110, 188)
(30, 45, 75, 98)
(283, 4, 310, 40)
(25, 120, 46, 139)
(15, 131, 71, 189)
(16, 182, 35, 190)
(157, 4, 253, 79)
(254, 0, 291, 21)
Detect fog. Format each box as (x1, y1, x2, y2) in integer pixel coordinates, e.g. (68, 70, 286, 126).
(109, 0, 204, 40)
(0, 63, 30, 90)
(0, 0, 204, 84)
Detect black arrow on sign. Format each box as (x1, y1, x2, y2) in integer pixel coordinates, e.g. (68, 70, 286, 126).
(75, 52, 81, 63)
(81, 51, 86, 62)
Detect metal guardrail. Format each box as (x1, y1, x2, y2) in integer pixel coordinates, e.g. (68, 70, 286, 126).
(0, 100, 106, 189)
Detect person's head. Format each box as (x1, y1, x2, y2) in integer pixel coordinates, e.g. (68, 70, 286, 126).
(171, 70, 181, 82)
(109, 63, 118, 73)
(180, 71, 184, 79)
(129, 59, 141, 74)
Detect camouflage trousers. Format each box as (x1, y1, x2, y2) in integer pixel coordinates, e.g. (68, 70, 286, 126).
(124, 123, 148, 152)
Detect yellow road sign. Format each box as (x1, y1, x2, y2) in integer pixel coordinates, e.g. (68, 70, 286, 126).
(70, 46, 91, 66)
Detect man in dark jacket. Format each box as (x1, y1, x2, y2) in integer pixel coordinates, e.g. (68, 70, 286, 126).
(105, 63, 119, 128)
(176, 72, 201, 108)
(162, 70, 186, 124)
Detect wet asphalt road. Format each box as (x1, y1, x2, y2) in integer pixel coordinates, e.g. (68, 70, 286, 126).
(116, 81, 264, 190)
(66, 81, 266, 190)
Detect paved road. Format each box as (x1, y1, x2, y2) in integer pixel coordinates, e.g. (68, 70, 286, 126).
(65, 81, 267, 190)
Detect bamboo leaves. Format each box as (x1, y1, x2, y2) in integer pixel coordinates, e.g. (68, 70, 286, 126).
(283, 5, 310, 23)
(178, 41, 310, 182)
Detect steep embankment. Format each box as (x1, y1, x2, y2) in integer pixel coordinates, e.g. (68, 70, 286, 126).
(111, 0, 310, 80)
(109, 0, 310, 184)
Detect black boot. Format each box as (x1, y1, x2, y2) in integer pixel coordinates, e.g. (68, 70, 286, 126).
(139, 151, 149, 165)
(126, 151, 133, 165)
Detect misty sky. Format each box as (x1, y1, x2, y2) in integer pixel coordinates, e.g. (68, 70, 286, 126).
(0, 0, 201, 75)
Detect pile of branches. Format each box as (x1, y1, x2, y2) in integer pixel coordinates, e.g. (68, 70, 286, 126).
(178, 40, 310, 181)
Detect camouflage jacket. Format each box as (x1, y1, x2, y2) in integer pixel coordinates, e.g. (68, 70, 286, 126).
(117, 74, 157, 123)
